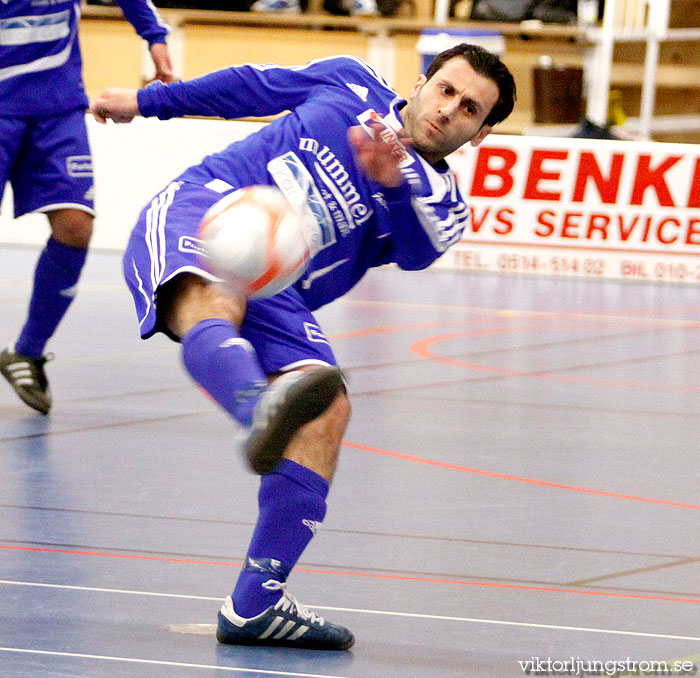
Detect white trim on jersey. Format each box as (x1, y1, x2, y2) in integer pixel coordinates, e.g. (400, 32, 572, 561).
(0, 10, 70, 46)
(133, 259, 152, 330)
(0, 23, 74, 82)
(411, 197, 469, 253)
(159, 265, 221, 288)
(279, 359, 333, 372)
(145, 181, 180, 291)
(246, 54, 396, 96)
(35, 202, 95, 216)
(144, 0, 171, 33)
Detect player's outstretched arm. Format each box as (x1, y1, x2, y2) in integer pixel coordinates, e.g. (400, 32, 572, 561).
(348, 120, 411, 188)
(91, 88, 140, 124)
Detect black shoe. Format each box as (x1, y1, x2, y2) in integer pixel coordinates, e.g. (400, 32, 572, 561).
(217, 582, 354, 650)
(0, 347, 53, 414)
(245, 367, 344, 475)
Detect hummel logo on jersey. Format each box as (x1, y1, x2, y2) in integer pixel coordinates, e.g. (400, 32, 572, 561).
(303, 322, 329, 344)
(346, 82, 368, 102)
(234, 380, 267, 404)
(66, 156, 93, 177)
(247, 557, 282, 572)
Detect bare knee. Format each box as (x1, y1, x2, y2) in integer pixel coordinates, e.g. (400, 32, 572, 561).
(159, 273, 246, 340)
(48, 209, 93, 248)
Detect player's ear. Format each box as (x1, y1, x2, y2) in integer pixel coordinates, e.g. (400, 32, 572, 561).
(410, 74, 427, 97)
(470, 125, 492, 147)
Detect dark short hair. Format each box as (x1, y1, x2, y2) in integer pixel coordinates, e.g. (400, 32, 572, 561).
(425, 43, 516, 127)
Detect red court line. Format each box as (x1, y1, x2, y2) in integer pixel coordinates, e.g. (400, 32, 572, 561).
(1, 544, 698, 604)
(411, 331, 700, 394)
(341, 441, 700, 511)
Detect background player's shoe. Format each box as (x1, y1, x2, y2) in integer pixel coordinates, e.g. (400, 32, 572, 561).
(217, 582, 355, 650)
(251, 0, 301, 13)
(348, 0, 378, 14)
(245, 367, 344, 475)
(0, 347, 53, 415)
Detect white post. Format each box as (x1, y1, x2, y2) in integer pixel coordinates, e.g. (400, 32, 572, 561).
(638, 0, 670, 139)
(367, 29, 396, 86)
(585, 0, 617, 126)
(434, 0, 450, 24)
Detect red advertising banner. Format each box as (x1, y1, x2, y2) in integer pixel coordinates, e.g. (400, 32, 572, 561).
(440, 135, 700, 284)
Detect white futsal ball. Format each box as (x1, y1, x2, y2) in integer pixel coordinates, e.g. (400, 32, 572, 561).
(198, 185, 311, 299)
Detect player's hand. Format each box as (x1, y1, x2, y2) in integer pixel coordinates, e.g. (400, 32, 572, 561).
(90, 88, 140, 124)
(348, 119, 411, 188)
(148, 42, 175, 84)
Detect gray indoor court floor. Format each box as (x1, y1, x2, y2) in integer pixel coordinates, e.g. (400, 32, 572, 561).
(0, 244, 698, 678)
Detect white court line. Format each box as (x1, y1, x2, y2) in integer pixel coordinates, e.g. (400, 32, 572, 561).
(1, 579, 698, 643)
(0, 647, 347, 677)
(3, 276, 700, 327)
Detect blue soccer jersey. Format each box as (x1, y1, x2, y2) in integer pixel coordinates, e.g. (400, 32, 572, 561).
(135, 56, 470, 311)
(0, 0, 168, 116)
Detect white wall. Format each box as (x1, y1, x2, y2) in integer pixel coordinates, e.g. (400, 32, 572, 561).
(0, 116, 264, 251)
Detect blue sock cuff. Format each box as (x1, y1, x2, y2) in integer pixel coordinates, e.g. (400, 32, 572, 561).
(272, 459, 329, 500)
(182, 318, 235, 345)
(46, 237, 88, 272)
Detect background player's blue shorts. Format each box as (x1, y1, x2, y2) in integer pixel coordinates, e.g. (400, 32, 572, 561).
(0, 107, 94, 218)
(123, 180, 337, 374)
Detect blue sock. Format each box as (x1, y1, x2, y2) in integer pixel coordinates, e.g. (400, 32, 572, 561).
(15, 237, 87, 358)
(232, 459, 329, 618)
(181, 318, 267, 427)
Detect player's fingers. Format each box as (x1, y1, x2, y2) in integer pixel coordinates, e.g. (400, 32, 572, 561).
(89, 104, 107, 124)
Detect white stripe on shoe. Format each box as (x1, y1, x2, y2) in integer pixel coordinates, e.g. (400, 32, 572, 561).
(286, 625, 310, 641)
(258, 616, 284, 639)
(272, 620, 298, 639)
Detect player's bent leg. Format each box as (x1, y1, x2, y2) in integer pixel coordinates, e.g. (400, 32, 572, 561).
(160, 273, 272, 428)
(219, 386, 353, 649)
(245, 367, 346, 476)
(160, 273, 246, 338)
(2, 209, 92, 414)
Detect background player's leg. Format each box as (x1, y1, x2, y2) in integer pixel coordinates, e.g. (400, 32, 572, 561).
(1, 209, 91, 414)
(15, 209, 92, 359)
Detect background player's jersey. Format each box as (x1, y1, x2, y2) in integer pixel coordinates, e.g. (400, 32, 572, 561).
(0, 0, 168, 117)
(137, 56, 471, 310)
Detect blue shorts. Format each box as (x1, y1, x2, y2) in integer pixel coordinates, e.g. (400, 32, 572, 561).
(123, 180, 337, 374)
(0, 107, 94, 218)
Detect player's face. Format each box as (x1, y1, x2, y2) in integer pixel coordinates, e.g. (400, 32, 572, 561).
(402, 57, 500, 164)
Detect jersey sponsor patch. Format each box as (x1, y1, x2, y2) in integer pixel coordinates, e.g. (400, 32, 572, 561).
(178, 235, 207, 256)
(356, 109, 413, 167)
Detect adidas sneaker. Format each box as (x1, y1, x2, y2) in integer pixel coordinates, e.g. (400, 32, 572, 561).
(251, 0, 301, 13)
(217, 581, 354, 650)
(0, 347, 53, 415)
